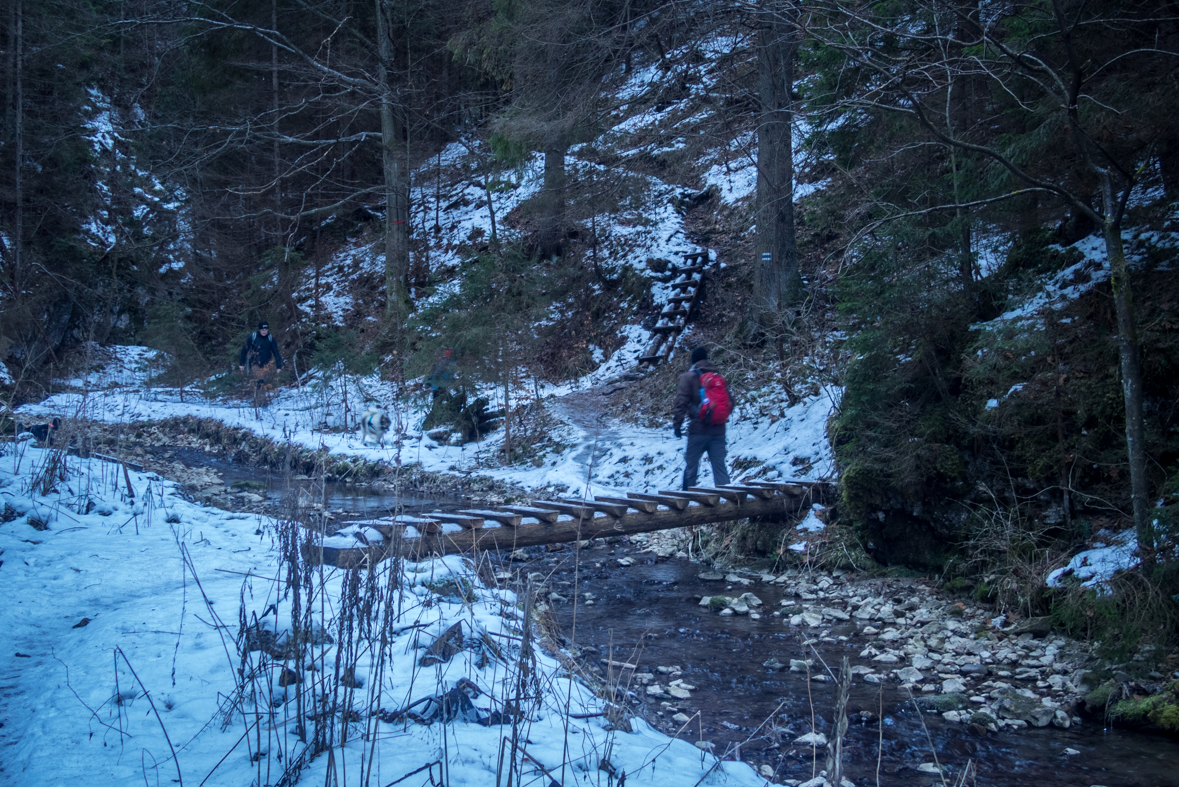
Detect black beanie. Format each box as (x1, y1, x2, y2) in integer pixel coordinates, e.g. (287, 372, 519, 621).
(690, 346, 708, 364)
(259, 321, 269, 330)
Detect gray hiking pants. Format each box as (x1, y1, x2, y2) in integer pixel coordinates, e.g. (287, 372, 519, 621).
(683, 433, 730, 489)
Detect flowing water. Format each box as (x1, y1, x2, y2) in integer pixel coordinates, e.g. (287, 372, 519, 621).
(532, 545, 1179, 787)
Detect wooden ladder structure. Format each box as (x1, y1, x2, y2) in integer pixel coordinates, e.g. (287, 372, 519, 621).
(638, 249, 711, 367)
(305, 480, 832, 568)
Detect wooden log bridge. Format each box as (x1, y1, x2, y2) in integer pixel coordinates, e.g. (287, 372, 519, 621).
(305, 480, 833, 569)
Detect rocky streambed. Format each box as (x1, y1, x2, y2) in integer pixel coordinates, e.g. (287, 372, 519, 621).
(521, 531, 1179, 787)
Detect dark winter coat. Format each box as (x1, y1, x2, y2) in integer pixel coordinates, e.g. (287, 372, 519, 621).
(673, 360, 726, 436)
(240, 331, 283, 370)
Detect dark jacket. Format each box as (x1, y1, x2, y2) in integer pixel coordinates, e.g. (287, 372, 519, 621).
(240, 331, 283, 370)
(673, 360, 725, 436)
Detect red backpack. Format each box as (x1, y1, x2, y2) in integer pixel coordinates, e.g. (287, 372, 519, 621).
(697, 371, 733, 426)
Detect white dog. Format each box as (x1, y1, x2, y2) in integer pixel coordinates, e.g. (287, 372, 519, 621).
(359, 407, 392, 446)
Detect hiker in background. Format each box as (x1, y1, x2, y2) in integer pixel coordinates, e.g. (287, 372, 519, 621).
(239, 321, 283, 399)
(672, 346, 732, 490)
(426, 348, 456, 400)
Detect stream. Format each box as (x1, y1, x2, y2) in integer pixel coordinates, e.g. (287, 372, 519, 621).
(529, 544, 1179, 787)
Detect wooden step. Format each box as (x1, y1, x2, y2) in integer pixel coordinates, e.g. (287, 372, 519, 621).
(748, 481, 809, 495)
(670, 280, 698, 290)
(676, 264, 705, 275)
(532, 500, 598, 520)
(596, 495, 658, 514)
(682, 252, 708, 264)
(718, 484, 775, 499)
(687, 486, 746, 502)
(651, 324, 683, 334)
(658, 490, 720, 506)
(558, 498, 627, 517)
(668, 294, 695, 303)
(660, 308, 690, 319)
(381, 515, 443, 534)
(627, 491, 690, 510)
(501, 505, 561, 523)
(459, 509, 523, 527)
(430, 512, 485, 529)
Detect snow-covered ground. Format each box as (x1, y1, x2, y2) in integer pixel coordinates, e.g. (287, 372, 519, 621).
(0, 442, 772, 787)
(19, 341, 837, 500)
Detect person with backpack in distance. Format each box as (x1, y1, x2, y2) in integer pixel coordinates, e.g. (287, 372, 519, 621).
(239, 321, 283, 400)
(672, 346, 732, 490)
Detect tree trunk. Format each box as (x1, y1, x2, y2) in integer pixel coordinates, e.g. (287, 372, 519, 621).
(1104, 222, 1154, 567)
(537, 146, 566, 259)
(271, 0, 282, 242)
(376, 0, 410, 322)
(753, 1, 803, 329)
(12, 0, 23, 293)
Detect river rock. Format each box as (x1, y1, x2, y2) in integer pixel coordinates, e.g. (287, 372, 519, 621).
(822, 607, 851, 621)
(802, 611, 823, 627)
(794, 732, 827, 748)
(970, 710, 998, 730)
(790, 659, 814, 672)
(915, 693, 971, 712)
(672, 713, 691, 724)
(995, 688, 1054, 726)
(725, 573, 752, 586)
(739, 592, 763, 607)
(872, 653, 899, 664)
(897, 667, 924, 683)
(1053, 709, 1072, 728)
(1011, 616, 1053, 637)
(730, 600, 751, 615)
(942, 678, 967, 694)
(698, 571, 724, 581)
(666, 685, 692, 699)
(911, 655, 935, 670)
(646, 684, 666, 697)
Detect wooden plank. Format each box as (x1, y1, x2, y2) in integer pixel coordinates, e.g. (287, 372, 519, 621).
(748, 481, 809, 496)
(651, 324, 683, 334)
(532, 500, 598, 520)
(687, 486, 746, 502)
(719, 484, 775, 499)
(459, 509, 523, 527)
(500, 505, 560, 523)
(660, 308, 690, 319)
(430, 512, 485, 529)
(596, 495, 658, 514)
(627, 491, 690, 510)
(390, 515, 442, 534)
(668, 294, 695, 303)
(558, 498, 627, 517)
(659, 490, 720, 506)
(670, 280, 698, 290)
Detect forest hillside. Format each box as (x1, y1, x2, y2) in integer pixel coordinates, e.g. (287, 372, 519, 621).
(3, 0, 1179, 666)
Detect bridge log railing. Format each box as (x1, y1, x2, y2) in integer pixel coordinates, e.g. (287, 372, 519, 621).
(303, 480, 832, 569)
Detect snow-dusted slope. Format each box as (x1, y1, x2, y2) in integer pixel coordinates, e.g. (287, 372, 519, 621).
(0, 444, 768, 787)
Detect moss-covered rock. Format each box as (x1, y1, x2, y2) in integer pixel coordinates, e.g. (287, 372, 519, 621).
(914, 693, 971, 712)
(1107, 681, 1179, 733)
